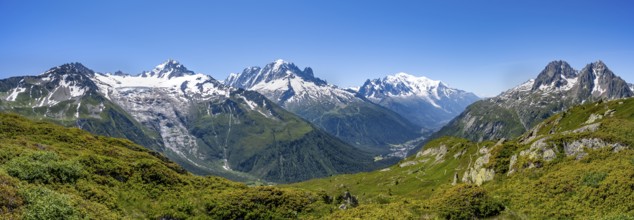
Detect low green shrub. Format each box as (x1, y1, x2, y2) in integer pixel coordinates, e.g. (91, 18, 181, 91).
(20, 187, 79, 220)
(5, 151, 84, 184)
(205, 187, 312, 219)
(0, 173, 23, 214)
(435, 184, 505, 220)
(582, 171, 607, 188)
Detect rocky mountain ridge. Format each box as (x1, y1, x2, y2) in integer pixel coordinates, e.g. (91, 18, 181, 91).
(434, 60, 633, 142)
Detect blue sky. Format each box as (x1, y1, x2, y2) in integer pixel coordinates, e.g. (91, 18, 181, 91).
(1, 0, 633, 97)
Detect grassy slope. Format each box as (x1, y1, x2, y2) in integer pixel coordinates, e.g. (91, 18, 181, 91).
(2, 96, 633, 219)
(0, 113, 333, 219)
(288, 98, 634, 219)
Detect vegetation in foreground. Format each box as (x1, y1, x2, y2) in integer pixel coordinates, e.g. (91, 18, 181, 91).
(289, 98, 634, 219)
(2, 97, 634, 219)
(0, 113, 331, 219)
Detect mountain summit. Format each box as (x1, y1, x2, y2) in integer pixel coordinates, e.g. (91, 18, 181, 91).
(434, 60, 633, 142)
(531, 60, 578, 91)
(226, 59, 326, 93)
(141, 59, 196, 79)
(226, 60, 423, 156)
(358, 72, 479, 129)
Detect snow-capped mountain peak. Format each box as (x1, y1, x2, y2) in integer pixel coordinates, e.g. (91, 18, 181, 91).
(225, 59, 327, 90)
(360, 72, 452, 101)
(4, 62, 97, 106)
(386, 72, 443, 93)
(93, 61, 229, 100)
(358, 72, 480, 129)
(142, 59, 195, 79)
(272, 59, 290, 72)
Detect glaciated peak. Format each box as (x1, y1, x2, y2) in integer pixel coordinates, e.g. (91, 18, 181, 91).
(265, 59, 298, 73)
(359, 72, 459, 103)
(394, 72, 414, 78)
(225, 60, 327, 89)
(144, 59, 195, 79)
(385, 72, 441, 88)
(274, 59, 289, 65)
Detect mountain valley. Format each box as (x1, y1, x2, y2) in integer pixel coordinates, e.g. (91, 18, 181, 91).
(225, 60, 427, 155)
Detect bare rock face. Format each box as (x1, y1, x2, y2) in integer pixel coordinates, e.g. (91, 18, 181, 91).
(508, 136, 628, 176)
(462, 146, 495, 186)
(337, 191, 358, 210)
(564, 138, 626, 159)
(519, 138, 558, 163)
(416, 144, 448, 163)
(399, 161, 418, 168)
(508, 155, 518, 175)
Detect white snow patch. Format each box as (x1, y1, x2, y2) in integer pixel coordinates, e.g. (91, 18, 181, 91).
(59, 75, 87, 97)
(6, 87, 26, 101)
(592, 73, 604, 95)
(272, 59, 288, 72)
(237, 94, 257, 111)
(561, 75, 577, 91)
(75, 102, 81, 118)
(222, 159, 231, 170)
(346, 86, 360, 92)
(92, 72, 230, 100)
(514, 79, 535, 92)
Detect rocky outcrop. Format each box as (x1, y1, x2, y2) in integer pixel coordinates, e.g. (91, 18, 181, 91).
(508, 137, 627, 175)
(337, 191, 358, 210)
(416, 144, 448, 163)
(462, 146, 495, 186)
(520, 138, 558, 162)
(564, 138, 626, 159)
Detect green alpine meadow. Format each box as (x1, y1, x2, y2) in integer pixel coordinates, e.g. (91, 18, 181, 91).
(1, 97, 633, 219)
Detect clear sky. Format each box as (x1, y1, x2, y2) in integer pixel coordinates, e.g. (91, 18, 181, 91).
(1, 0, 633, 97)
